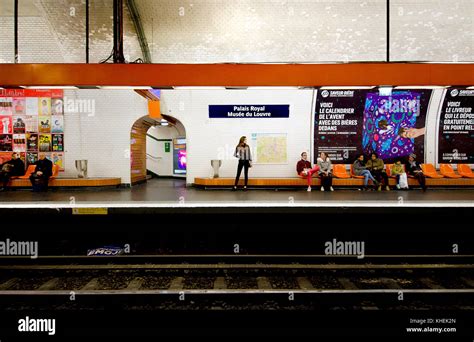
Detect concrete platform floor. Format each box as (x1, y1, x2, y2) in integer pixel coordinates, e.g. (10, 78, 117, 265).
(0, 178, 472, 208)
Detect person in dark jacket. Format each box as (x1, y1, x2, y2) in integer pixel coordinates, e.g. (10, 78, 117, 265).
(297, 151, 320, 192)
(405, 153, 426, 191)
(0, 152, 25, 191)
(233, 136, 252, 190)
(30, 153, 53, 192)
(353, 154, 378, 191)
(366, 153, 390, 191)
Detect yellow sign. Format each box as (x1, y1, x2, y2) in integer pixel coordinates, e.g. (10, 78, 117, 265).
(72, 208, 108, 215)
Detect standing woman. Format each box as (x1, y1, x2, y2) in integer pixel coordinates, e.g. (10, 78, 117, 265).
(233, 136, 252, 190)
(317, 152, 334, 191)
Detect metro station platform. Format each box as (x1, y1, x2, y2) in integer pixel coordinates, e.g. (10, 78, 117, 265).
(0, 178, 472, 211)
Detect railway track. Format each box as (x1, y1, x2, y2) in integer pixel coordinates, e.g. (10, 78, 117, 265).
(1, 256, 473, 310)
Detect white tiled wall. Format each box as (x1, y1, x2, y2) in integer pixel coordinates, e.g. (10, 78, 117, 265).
(63, 89, 148, 184)
(160, 89, 315, 184)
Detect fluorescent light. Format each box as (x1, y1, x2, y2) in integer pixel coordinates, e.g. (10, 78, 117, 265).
(21, 86, 78, 89)
(99, 86, 152, 90)
(467, 86, 474, 89)
(320, 86, 376, 89)
(378, 86, 393, 96)
(248, 86, 300, 90)
(173, 86, 225, 90)
(395, 86, 448, 89)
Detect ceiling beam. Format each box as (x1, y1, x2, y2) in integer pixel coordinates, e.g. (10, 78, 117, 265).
(0, 63, 473, 87)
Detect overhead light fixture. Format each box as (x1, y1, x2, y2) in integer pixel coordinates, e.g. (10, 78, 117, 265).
(173, 86, 226, 90)
(21, 86, 79, 89)
(248, 86, 300, 90)
(466, 86, 474, 89)
(99, 86, 152, 90)
(378, 86, 393, 96)
(395, 86, 448, 89)
(320, 86, 376, 89)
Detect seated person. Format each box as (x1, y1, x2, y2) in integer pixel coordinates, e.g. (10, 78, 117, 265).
(366, 153, 390, 191)
(316, 152, 334, 192)
(0, 152, 25, 191)
(353, 154, 379, 191)
(29, 153, 53, 192)
(391, 159, 408, 190)
(296, 152, 320, 192)
(405, 153, 426, 191)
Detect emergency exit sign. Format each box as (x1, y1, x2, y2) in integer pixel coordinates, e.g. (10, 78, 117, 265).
(165, 142, 171, 152)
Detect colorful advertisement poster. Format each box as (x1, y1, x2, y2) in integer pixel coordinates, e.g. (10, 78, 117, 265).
(0, 98, 13, 115)
(26, 97, 38, 115)
(0, 135, 12, 151)
(51, 116, 64, 133)
(39, 134, 52, 152)
(1, 90, 65, 173)
(12, 116, 26, 134)
(52, 98, 64, 115)
(39, 116, 51, 133)
(362, 90, 430, 162)
(26, 133, 38, 151)
(39, 98, 51, 115)
(26, 152, 38, 166)
(173, 138, 187, 175)
(0, 116, 13, 134)
(438, 87, 474, 164)
(51, 152, 64, 170)
(52, 134, 64, 151)
(12, 97, 26, 115)
(13, 134, 26, 152)
(25, 116, 38, 132)
(314, 88, 431, 164)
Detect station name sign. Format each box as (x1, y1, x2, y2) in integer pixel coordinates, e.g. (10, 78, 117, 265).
(209, 105, 289, 118)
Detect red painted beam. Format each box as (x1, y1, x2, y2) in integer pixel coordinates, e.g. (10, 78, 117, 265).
(0, 63, 473, 87)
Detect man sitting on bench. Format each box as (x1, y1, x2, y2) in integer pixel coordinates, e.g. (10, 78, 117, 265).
(0, 152, 25, 191)
(30, 153, 53, 192)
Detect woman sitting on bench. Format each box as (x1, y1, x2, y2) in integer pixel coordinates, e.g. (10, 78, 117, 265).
(296, 152, 320, 192)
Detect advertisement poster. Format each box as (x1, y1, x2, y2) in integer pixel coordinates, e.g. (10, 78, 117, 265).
(51, 152, 64, 170)
(52, 116, 64, 133)
(25, 116, 38, 132)
(0, 134, 12, 151)
(12, 116, 26, 134)
(39, 116, 51, 133)
(13, 134, 26, 152)
(39, 134, 52, 152)
(0, 116, 13, 134)
(438, 87, 474, 164)
(26, 152, 38, 166)
(27, 133, 38, 151)
(52, 134, 64, 151)
(39, 98, 51, 115)
(26, 97, 38, 115)
(251, 133, 288, 164)
(0, 98, 13, 115)
(52, 98, 64, 115)
(1, 90, 65, 172)
(362, 90, 431, 162)
(314, 88, 431, 164)
(12, 97, 26, 115)
(173, 138, 187, 175)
